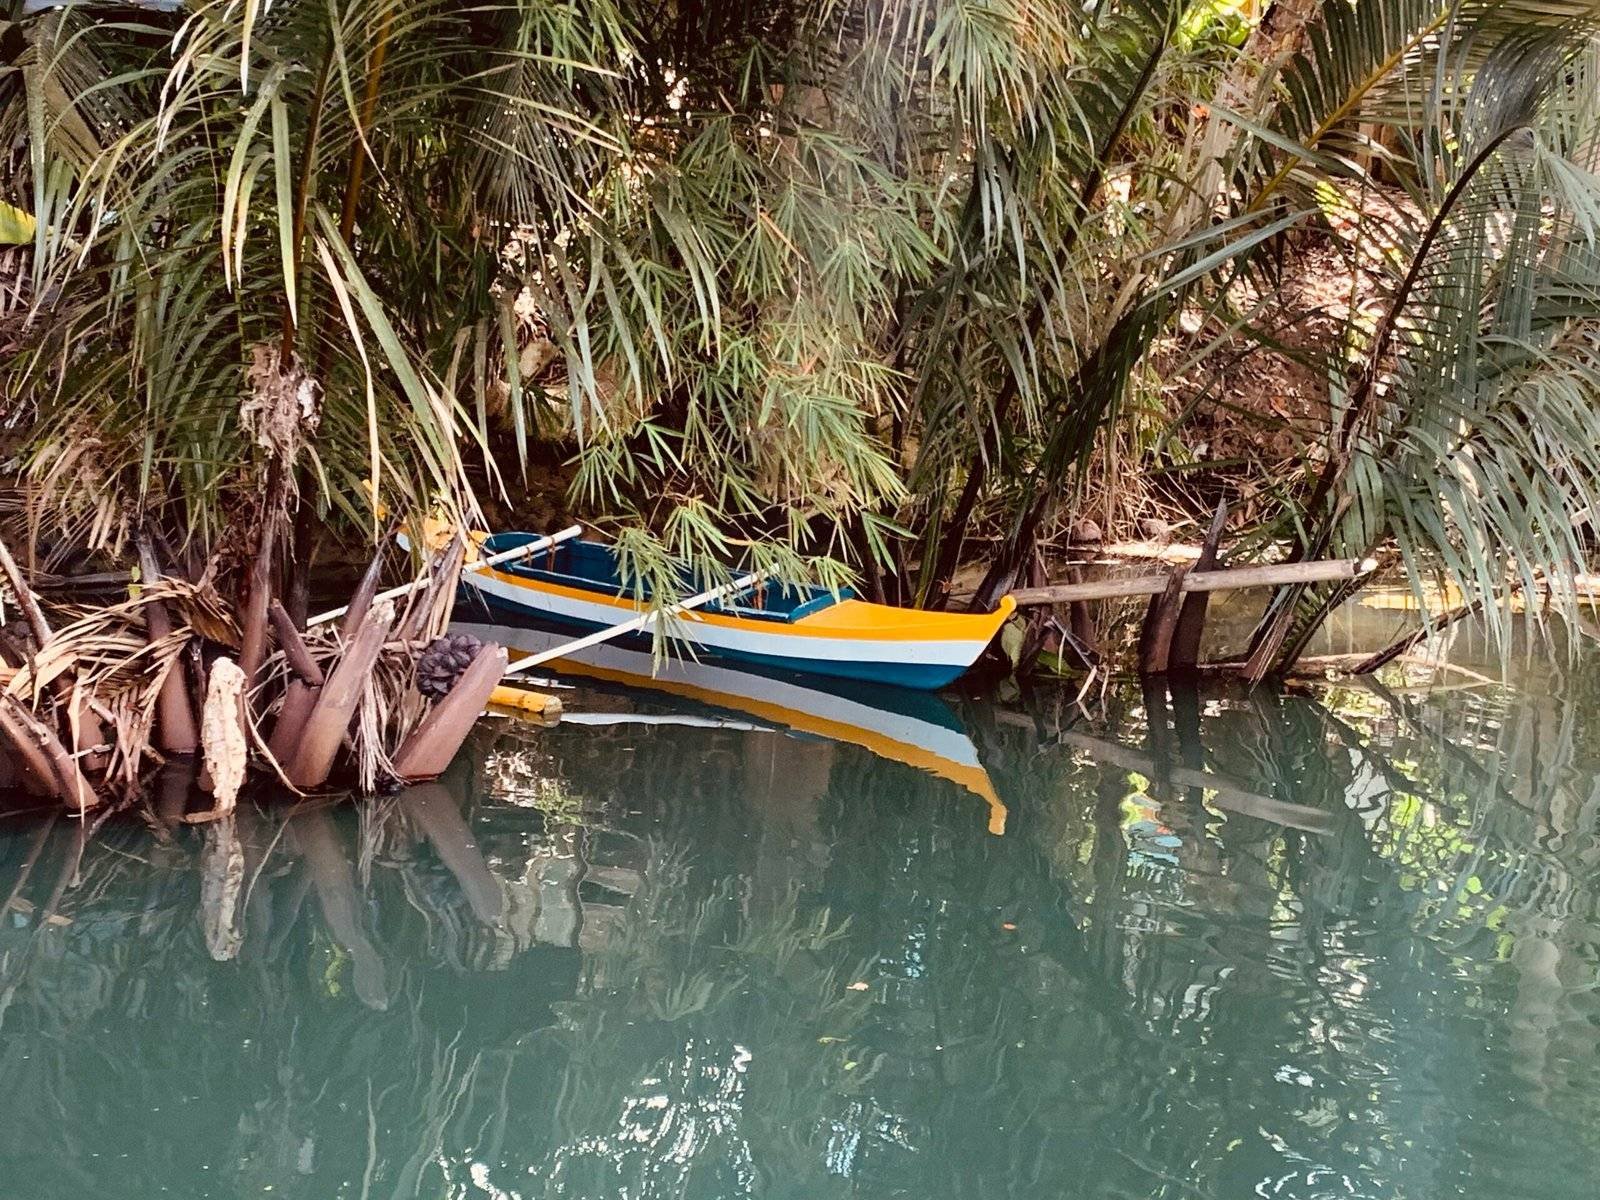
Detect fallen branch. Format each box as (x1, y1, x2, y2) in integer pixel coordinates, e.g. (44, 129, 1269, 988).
(0, 531, 55, 647)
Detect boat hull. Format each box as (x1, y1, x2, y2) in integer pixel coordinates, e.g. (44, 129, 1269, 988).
(459, 566, 1012, 690)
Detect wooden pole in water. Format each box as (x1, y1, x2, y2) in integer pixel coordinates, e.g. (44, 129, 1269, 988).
(1008, 557, 1375, 607)
(1168, 500, 1229, 672)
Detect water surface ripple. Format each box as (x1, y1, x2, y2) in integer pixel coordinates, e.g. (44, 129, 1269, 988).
(1, 669, 1597, 1199)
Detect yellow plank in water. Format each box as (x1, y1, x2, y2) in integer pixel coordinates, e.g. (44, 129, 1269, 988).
(487, 685, 563, 721)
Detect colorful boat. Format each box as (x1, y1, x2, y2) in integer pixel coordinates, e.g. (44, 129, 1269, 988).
(455, 619, 1008, 835)
(456, 533, 1015, 690)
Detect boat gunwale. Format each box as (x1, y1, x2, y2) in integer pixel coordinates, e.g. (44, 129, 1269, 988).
(479, 534, 849, 627)
(471, 563, 1015, 645)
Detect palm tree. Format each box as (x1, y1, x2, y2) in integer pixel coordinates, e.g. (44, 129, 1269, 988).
(6, 0, 1600, 680)
(1231, 6, 1600, 674)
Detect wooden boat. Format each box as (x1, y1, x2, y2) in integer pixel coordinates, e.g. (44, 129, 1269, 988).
(457, 533, 1015, 690)
(455, 619, 1008, 835)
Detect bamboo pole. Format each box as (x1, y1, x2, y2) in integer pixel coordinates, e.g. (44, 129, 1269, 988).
(502, 571, 766, 679)
(306, 525, 581, 628)
(1008, 557, 1375, 607)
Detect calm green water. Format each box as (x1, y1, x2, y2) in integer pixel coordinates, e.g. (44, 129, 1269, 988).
(2, 660, 1599, 1199)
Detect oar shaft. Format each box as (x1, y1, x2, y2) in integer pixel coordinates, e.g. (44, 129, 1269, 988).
(308, 524, 582, 628)
(502, 571, 766, 679)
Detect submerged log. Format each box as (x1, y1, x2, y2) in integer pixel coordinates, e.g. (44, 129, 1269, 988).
(392, 642, 508, 781)
(1009, 557, 1374, 607)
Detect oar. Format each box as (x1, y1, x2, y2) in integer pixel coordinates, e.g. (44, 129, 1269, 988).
(307, 524, 583, 628)
(501, 570, 766, 680)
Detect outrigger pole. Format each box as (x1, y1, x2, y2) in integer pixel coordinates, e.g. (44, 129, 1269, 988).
(307, 524, 584, 628)
(501, 571, 767, 679)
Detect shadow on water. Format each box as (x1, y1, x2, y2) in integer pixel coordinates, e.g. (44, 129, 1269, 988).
(1, 648, 1599, 1198)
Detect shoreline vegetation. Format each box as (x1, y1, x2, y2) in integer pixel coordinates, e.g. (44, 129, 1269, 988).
(8, 0, 1600, 813)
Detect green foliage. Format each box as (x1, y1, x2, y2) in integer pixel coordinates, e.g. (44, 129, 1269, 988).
(1254, 13, 1600, 668)
(5, 0, 1600, 639)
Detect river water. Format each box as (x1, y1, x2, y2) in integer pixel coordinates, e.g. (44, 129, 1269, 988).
(1, 631, 1598, 1198)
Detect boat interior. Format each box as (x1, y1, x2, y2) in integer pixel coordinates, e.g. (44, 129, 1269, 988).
(479, 533, 854, 624)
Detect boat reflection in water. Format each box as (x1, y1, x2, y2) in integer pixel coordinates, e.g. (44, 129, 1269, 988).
(453, 619, 1008, 835)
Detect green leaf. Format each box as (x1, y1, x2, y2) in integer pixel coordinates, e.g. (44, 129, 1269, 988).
(270, 94, 298, 326)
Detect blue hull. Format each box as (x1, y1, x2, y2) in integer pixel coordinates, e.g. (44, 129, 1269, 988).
(456, 587, 969, 690)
